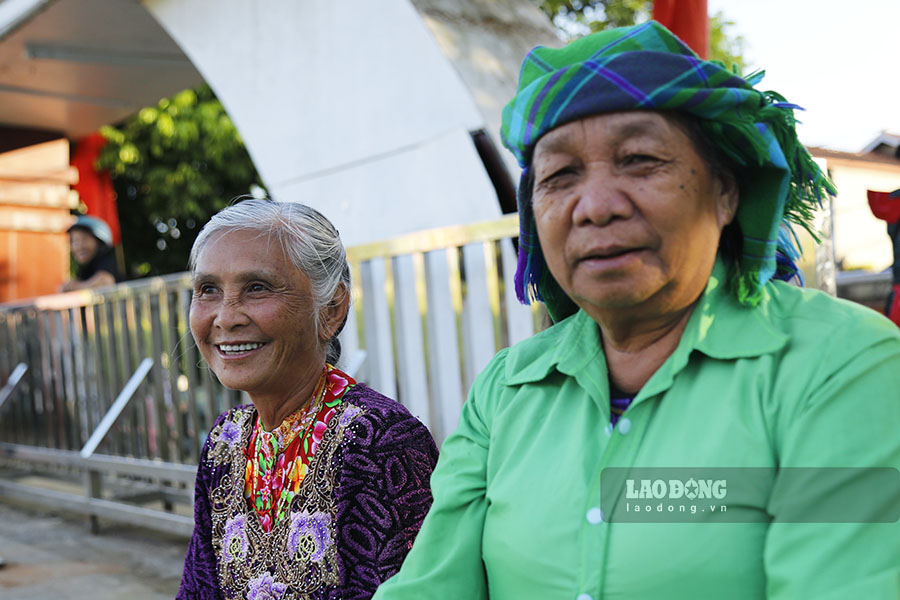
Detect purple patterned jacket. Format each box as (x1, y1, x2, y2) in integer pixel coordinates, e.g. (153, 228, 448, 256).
(177, 384, 438, 600)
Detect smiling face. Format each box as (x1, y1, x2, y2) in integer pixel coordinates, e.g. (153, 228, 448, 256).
(70, 228, 100, 265)
(531, 111, 738, 323)
(189, 229, 330, 400)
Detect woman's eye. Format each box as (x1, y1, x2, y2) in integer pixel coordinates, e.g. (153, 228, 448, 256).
(622, 153, 660, 167)
(194, 284, 217, 296)
(539, 166, 577, 186)
(247, 282, 269, 293)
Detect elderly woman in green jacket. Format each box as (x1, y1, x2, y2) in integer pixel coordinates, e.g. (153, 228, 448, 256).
(374, 21, 900, 600)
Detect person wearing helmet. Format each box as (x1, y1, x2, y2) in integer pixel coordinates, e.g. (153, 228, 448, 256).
(60, 215, 121, 291)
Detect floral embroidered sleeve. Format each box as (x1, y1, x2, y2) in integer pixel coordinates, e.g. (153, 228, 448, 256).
(331, 391, 439, 600)
(178, 413, 230, 600)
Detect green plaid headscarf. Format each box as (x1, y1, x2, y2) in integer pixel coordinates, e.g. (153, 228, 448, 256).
(500, 20, 835, 322)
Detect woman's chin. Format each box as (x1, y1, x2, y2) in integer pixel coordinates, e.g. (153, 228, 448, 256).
(567, 272, 665, 313)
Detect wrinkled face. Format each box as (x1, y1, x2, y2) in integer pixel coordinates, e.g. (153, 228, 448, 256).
(189, 229, 325, 397)
(70, 228, 100, 265)
(531, 111, 737, 320)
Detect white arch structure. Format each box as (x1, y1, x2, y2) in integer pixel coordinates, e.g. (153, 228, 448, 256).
(142, 0, 558, 245)
(0, 0, 557, 245)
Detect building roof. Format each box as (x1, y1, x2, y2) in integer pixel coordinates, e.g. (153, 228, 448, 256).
(0, 0, 203, 139)
(859, 131, 900, 158)
(808, 145, 900, 168)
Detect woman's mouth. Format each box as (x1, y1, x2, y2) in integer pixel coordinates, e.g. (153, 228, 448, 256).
(579, 247, 646, 271)
(588, 248, 635, 259)
(216, 342, 266, 356)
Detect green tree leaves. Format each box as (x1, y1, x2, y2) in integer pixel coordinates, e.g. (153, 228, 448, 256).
(535, 1, 748, 73)
(538, 0, 651, 34)
(709, 11, 746, 73)
(96, 84, 264, 277)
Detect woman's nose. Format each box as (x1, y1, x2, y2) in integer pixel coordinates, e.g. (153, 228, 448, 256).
(213, 297, 250, 330)
(571, 171, 634, 227)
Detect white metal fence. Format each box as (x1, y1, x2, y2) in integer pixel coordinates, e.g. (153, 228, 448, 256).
(0, 215, 541, 533)
(342, 215, 543, 442)
(0, 213, 890, 535)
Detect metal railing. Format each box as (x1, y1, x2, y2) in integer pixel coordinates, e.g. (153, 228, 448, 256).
(0, 213, 892, 534)
(0, 270, 246, 534)
(0, 271, 242, 462)
(835, 269, 892, 313)
(343, 215, 542, 441)
(0, 215, 539, 533)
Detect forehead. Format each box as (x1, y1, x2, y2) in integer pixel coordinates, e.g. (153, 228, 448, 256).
(533, 111, 685, 157)
(194, 229, 295, 278)
(70, 227, 95, 240)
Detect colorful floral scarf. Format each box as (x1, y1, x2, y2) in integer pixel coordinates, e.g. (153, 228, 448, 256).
(500, 20, 835, 320)
(243, 364, 356, 532)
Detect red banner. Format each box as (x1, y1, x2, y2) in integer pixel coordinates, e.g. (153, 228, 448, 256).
(653, 0, 709, 59)
(71, 132, 121, 245)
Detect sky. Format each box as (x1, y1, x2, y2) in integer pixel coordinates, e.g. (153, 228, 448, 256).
(706, 0, 900, 153)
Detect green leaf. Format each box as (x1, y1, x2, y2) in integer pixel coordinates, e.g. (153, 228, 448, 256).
(97, 83, 266, 277)
(534, 1, 747, 67)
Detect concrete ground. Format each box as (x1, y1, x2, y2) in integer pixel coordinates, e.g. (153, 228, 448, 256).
(0, 501, 187, 600)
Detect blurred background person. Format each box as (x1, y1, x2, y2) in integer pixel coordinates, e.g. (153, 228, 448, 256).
(867, 188, 900, 327)
(59, 215, 121, 291)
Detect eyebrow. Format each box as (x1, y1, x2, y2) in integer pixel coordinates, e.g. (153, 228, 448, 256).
(611, 118, 662, 142)
(191, 270, 284, 285)
(535, 130, 578, 155)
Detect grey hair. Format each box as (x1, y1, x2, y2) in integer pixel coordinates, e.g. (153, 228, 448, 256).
(189, 197, 351, 364)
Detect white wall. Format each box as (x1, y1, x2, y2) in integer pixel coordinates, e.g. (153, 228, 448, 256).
(143, 0, 502, 245)
(829, 163, 900, 272)
(411, 0, 561, 177)
(276, 128, 497, 244)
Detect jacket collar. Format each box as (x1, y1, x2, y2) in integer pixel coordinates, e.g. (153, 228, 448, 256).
(505, 257, 789, 391)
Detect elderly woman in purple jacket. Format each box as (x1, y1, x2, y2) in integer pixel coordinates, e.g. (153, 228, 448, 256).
(177, 198, 438, 600)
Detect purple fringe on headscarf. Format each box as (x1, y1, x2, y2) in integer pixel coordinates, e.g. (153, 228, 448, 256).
(514, 244, 530, 304)
(514, 167, 541, 304)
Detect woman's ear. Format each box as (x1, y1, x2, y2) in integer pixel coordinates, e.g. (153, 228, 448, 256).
(319, 283, 350, 343)
(715, 170, 740, 229)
